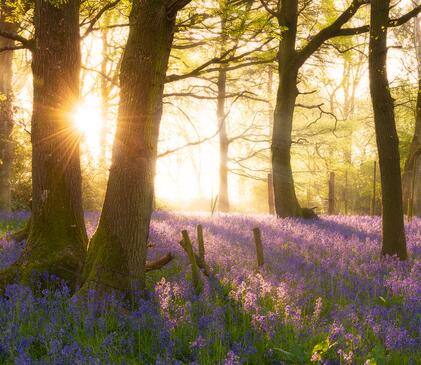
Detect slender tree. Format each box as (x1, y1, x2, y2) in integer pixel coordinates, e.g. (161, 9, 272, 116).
(0, 2, 18, 212)
(369, 0, 407, 259)
(265, 0, 369, 217)
(403, 4, 421, 216)
(0, 0, 88, 287)
(83, 0, 192, 293)
(217, 11, 230, 211)
(216, 0, 255, 212)
(262, 0, 421, 217)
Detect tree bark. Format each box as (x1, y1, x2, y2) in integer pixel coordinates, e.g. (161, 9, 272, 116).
(271, 0, 369, 218)
(83, 0, 181, 293)
(272, 0, 302, 217)
(369, 0, 407, 259)
(0, 4, 17, 212)
(1, 0, 88, 288)
(100, 15, 110, 169)
(217, 4, 230, 213)
(403, 6, 421, 216)
(217, 64, 230, 212)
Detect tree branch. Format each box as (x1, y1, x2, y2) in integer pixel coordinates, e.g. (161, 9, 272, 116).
(0, 29, 33, 50)
(81, 0, 121, 39)
(295, 0, 369, 67)
(259, 0, 279, 18)
(167, 0, 193, 17)
(145, 253, 174, 272)
(335, 4, 421, 37)
(0, 45, 25, 53)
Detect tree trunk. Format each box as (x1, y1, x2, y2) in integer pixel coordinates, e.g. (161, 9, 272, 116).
(1, 0, 88, 288)
(403, 7, 421, 216)
(0, 6, 17, 212)
(217, 64, 230, 212)
(369, 0, 407, 260)
(83, 0, 177, 293)
(272, 0, 302, 217)
(100, 15, 110, 169)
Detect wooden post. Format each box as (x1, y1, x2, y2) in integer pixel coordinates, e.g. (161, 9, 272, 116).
(268, 173, 275, 215)
(196, 224, 210, 276)
(253, 227, 264, 267)
(408, 156, 418, 221)
(180, 230, 202, 294)
(197, 225, 205, 263)
(370, 161, 377, 216)
(328, 172, 335, 215)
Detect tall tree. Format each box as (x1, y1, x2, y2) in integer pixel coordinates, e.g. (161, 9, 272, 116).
(83, 0, 192, 293)
(403, 4, 421, 217)
(0, 2, 18, 212)
(217, 3, 230, 211)
(263, 0, 421, 217)
(369, 0, 407, 259)
(216, 0, 255, 212)
(217, 60, 230, 212)
(265, 0, 370, 217)
(0, 0, 88, 287)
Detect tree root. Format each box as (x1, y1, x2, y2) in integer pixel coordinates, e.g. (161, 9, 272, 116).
(145, 252, 174, 272)
(6, 227, 29, 242)
(301, 207, 318, 219)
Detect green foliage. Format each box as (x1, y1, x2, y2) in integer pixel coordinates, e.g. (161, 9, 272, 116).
(3, 0, 33, 23)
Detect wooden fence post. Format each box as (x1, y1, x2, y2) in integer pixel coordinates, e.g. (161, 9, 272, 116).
(253, 227, 264, 267)
(197, 224, 205, 264)
(408, 156, 418, 221)
(196, 225, 210, 276)
(180, 230, 203, 294)
(328, 172, 335, 215)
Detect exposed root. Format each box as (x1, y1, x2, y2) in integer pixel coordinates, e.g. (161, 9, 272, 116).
(145, 252, 174, 272)
(6, 227, 29, 242)
(301, 207, 318, 220)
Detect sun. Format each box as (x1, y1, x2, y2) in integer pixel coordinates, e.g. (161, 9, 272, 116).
(73, 103, 103, 137)
(72, 101, 104, 158)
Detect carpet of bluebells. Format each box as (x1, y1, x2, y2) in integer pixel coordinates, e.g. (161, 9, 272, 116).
(0, 211, 420, 364)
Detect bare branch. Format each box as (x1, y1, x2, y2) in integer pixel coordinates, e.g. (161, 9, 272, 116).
(0, 45, 25, 53)
(0, 29, 33, 50)
(167, 0, 193, 17)
(295, 0, 369, 67)
(145, 253, 174, 272)
(82, 0, 121, 39)
(336, 4, 421, 37)
(259, 0, 279, 17)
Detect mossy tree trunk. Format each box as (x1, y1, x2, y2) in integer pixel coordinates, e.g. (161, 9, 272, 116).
(0, 4, 17, 212)
(272, 0, 302, 217)
(1, 0, 88, 288)
(369, 0, 407, 260)
(83, 0, 191, 293)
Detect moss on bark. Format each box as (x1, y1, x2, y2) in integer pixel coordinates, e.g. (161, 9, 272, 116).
(82, 226, 132, 294)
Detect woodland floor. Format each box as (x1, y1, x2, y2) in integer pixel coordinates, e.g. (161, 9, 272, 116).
(0, 212, 419, 364)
